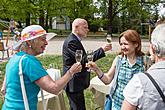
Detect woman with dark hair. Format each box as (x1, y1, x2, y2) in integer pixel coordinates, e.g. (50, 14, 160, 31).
(87, 29, 145, 110)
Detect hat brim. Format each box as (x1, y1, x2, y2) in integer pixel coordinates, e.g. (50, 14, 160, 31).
(13, 32, 57, 51)
(46, 33, 57, 41)
(12, 40, 23, 51)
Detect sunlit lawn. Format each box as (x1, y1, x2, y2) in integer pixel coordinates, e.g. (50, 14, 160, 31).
(0, 54, 116, 110)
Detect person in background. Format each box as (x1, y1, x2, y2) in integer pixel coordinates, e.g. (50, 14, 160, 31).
(9, 19, 16, 34)
(87, 29, 145, 110)
(0, 30, 3, 40)
(121, 23, 165, 110)
(62, 18, 112, 110)
(1, 25, 82, 110)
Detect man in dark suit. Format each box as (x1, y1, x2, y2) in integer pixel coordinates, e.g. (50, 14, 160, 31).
(62, 18, 112, 110)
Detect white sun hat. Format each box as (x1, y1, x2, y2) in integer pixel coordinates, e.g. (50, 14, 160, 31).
(13, 25, 56, 50)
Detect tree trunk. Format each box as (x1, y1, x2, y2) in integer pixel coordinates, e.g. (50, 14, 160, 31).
(26, 12, 30, 26)
(49, 17, 52, 29)
(45, 12, 49, 32)
(39, 10, 44, 28)
(107, 0, 113, 35)
(140, 1, 145, 35)
(121, 11, 126, 32)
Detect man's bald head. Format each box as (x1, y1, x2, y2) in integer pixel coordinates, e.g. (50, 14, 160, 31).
(72, 18, 89, 38)
(72, 18, 87, 29)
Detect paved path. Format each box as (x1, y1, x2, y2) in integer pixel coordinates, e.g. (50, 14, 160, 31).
(44, 37, 150, 55)
(0, 37, 150, 60)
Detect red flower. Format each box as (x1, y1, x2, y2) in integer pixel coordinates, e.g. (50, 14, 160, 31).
(29, 31, 37, 37)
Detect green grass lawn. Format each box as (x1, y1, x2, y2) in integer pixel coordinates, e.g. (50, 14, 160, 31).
(0, 54, 116, 109)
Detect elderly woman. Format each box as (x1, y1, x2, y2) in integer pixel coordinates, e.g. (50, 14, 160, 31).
(88, 30, 145, 110)
(1, 25, 82, 110)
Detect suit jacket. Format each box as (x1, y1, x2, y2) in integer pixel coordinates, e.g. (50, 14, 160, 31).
(62, 33, 105, 93)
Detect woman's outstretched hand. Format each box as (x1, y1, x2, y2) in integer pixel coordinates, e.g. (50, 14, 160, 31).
(86, 61, 100, 73)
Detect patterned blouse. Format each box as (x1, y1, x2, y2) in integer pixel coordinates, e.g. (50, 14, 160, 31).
(112, 55, 144, 110)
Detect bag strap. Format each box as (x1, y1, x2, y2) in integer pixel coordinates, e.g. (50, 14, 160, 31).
(19, 54, 29, 110)
(109, 55, 121, 96)
(41, 89, 46, 110)
(19, 55, 46, 110)
(144, 72, 165, 103)
(113, 56, 121, 85)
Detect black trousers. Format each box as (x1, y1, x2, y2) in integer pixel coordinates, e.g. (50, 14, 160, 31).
(66, 90, 86, 110)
